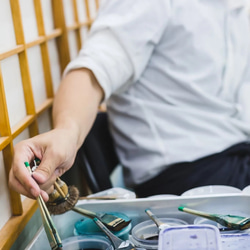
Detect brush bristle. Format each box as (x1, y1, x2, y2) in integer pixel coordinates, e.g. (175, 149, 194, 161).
(47, 186, 79, 215)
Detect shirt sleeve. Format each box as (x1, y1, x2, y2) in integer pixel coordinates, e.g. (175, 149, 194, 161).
(64, 0, 170, 100)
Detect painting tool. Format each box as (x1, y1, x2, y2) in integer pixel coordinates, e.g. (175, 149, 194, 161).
(178, 206, 250, 230)
(145, 209, 168, 232)
(47, 177, 131, 232)
(24, 162, 62, 250)
(79, 195, 119, 200)
(93, 217, 144, 250)
(142, 209, 170, 241)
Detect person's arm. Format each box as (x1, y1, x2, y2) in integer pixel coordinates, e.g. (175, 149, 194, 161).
(9, 68, 104, 201)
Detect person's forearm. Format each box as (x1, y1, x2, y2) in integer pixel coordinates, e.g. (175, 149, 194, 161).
(52, 68, 104, 149)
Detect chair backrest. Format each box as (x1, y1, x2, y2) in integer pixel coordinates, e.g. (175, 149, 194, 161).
(72, 111, 120, 193)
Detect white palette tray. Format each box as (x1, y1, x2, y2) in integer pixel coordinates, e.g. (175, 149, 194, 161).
(26, 193, 250, 249)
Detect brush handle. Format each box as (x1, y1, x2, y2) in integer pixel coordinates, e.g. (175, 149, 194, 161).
(24, 162, 62, 249)
(72, 206, 98, 219)
(79, 195, 118, 200)
(54, 181, 67, 197)
(178, 206, 216, 221)
(145, 209, 165, 227)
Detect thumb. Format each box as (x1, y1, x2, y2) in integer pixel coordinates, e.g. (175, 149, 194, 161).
(32, 157, 55, 184)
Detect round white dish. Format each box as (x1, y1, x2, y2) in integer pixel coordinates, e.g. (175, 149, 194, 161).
(181, 185, 241, 197)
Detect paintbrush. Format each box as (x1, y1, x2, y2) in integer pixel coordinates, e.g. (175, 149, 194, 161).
(142, 208, 169, 240)
(24, 162, 62, 250)
(47, 177, 131, 232)
(79, 195, 119, 200)
(145, 209, 168, 232)
(178, 206, 250, 230)
(93, 217, 140, 250)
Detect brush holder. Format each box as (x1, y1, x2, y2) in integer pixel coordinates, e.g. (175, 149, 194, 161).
(62, 235, 113, 250)
(130, 218, 188, 249)
(74, 212, 132, 240)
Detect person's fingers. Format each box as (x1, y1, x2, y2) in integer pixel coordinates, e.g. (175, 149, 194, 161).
(40, 190, 49, 202)
(32, 153, 67, 197)
(9, 169, 39, 199)
(10, 145, 41, 198)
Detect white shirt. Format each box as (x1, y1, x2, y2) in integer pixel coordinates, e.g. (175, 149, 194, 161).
(65, 0, 250, 187)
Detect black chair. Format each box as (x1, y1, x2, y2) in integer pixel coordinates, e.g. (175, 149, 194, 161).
(62, 112, 120, 194)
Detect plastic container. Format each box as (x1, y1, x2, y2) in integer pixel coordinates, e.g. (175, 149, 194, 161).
(221, 233, 250, 249)
(193, 217, 241, 234)
(62, 235, 113, 250)
(158, 224, 222, 250)
(130, 218, 188, 249)
(74, 212, 132, 240)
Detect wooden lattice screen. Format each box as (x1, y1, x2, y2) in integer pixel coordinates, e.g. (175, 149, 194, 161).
(0, 0, 99, 249)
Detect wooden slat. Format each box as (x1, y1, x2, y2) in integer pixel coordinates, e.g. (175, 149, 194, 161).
(2, 144, 23, 215)
(18, 51, 37, 116)
(45, 28, 62, 40)
(67, 22, 80, 31)
(10, 0, 25, 45)
(0, 199, 37, 250)
(11, 115, 35, 139)
(72, 0, 82, 50)
(52, 0, 71, 73)
(36, 98, 53, 116)
(34, 0, 54, 98)
(95, 0, 99, 10)
(85, 0, 91, 30)
(0, 45, 25, 60)
(79, 20, 91, 27)
(0, 53, 23, 216)
(25, 36, 46, 49)
(33, 0, 46, 35)
(40, 42, 55, 98)
(0, 137, 11, 151)
(0, 66, 12, 137)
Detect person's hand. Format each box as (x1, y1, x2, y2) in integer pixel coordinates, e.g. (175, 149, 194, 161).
(9, 128, 79, 201)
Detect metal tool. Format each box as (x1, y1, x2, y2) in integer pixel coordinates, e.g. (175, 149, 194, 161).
(93, 217, 145, 250)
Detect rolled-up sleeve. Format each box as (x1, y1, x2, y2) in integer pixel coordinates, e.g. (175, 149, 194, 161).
(64, 0, 170, 99)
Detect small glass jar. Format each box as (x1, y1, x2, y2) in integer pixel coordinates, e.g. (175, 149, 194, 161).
(62, 235, 113, 250)
(130, 218, 188, 249)
(193, 217, 241, 234)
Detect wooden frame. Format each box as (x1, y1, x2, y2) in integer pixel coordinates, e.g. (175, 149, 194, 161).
(0, 0, 99, 248)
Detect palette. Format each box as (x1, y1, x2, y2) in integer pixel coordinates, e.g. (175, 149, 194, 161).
(26, 192, 250, 249)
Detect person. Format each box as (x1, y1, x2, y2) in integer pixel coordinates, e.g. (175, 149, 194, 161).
(9, 0, 250, 201)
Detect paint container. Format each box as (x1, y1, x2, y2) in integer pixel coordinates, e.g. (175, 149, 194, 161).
(62, 235, 113, 250)
(130, 218, 187, 249)
(193, 217, 241, 234)
(158, 224, 222, 250)
(74, 212, 131, 240)
(221, 233, 250, 249)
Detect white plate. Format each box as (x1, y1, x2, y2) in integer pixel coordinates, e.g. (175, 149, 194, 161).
(181, 185, 241, 197)
(242, 185, 250, 194)
(147, 194, 178, 199)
